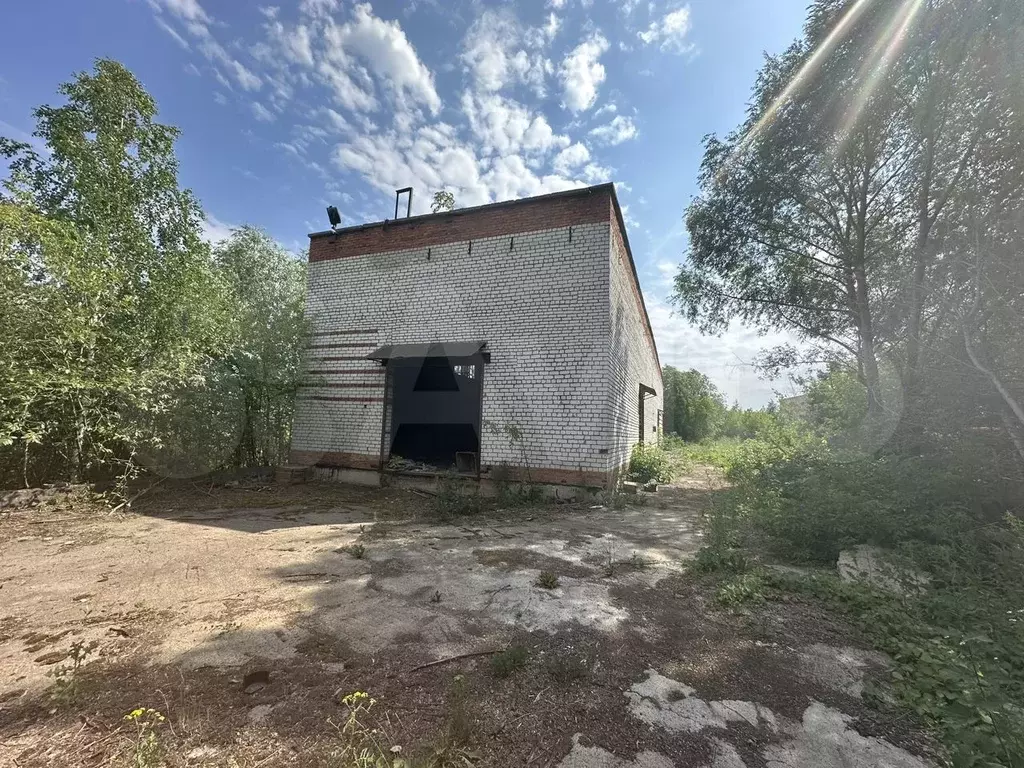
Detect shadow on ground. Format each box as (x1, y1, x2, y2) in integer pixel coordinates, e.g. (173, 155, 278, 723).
(0, 476, 940, 767)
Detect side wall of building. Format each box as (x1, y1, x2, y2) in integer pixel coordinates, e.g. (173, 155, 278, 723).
(607, 213, 664, 478)
(290, 219, 614, 485)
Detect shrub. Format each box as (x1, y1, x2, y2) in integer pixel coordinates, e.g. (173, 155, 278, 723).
(715, 571, 768, 607)
(626, 443, 672, 485)
(48, 640, 97, 704)
(344, 543, 366, 559)
(490, 646, 529, 679)
(431, 472, 481, 519)
(698, 434, 1024, 767)
(692, 545, 748, 574)
(536, 571, 560, 589)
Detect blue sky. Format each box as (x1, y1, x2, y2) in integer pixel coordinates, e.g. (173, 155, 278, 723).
(0, 0, 809, 407)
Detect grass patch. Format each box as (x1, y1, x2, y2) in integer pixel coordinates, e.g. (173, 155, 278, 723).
(490, 646, 529, 679)
(714, 571, 769, 608)
(536, 571, 560, 589)
(544, 654, 590, 684)
(343, 543, 366, 559)
(431, 472, 482, 519)
(694, 438, 1024, 767)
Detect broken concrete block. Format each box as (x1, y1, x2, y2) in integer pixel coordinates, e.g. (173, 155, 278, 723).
(621, 482, 639, 495)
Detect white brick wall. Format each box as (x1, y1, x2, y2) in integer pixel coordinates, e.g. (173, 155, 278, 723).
(607, 230, 664, 474)
(293, 221, 613, 474)
(292, 217, 662, 483)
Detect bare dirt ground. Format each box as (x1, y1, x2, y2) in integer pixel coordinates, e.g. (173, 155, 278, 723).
(0, 474, 940, 767)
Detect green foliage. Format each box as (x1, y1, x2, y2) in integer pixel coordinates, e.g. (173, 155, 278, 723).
(430, 190, 455, 213)
(718, 406, 778, 440)
(490, 646, 529, 679)
(431, 472, 481, 519)
(678, 0, 1024, 462)
(626, 443, 672, 485)
(662, 366, 724, 441)
(536, 571, 560, 589)
(544, 653, 590, 684)
(423, 675, 479, 768)
(124, 708, 165, 768)
(715, 571, 768, 608)
(671, 437, 748, 471)
(700, 438, 1024, 766)
(803, 368, 868, 437)
(333, 691, 410, 768)
(0, 61, 307, 487)
(766, 569, 1024, 768)
(47, 639, 97, 704)
(692, 545, 748, 575)
(0, 60, 230, 484)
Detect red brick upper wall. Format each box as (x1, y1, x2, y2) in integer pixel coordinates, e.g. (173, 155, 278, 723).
(309, 187, 613, 263)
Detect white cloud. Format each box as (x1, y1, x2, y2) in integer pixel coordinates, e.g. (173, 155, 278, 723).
(582, 162, 613, 183)
(212, 91, 228, 106)
(155, 17, 191, 49)
(638, 6, 695, 54)
(183, 62, 201, 76)
(160, 0, 210, 24)
(462, 10, 554, 97)
(542, 13, 561, 41)
(594, 103, 617, 117)
(251, 102, 275, 122)
(559, 33, 609, 113)
(620, 202, 639, 229)
(552, 142, 590, 175)
(332, 120, 589, 217)
(319, 107, 353, 135)
(462, 91, 569, 156)
(201, 214, 235, 244)
(322, 3, 441, 115)
(262, 19, 315, 67)
(547, 0, 567, 7)
(590, 114, 638, 145)
(299, 0, 339, 19)
(151, 0, 264, 91)
(648, 297, 802, 407)
(317, 60, 378, 113)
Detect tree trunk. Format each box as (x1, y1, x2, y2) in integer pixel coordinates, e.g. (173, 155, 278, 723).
(962, 325, 1024, 431)
(999, 410, 1024, 467)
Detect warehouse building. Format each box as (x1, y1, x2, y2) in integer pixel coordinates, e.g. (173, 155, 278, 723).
(289, 182, 662, 490)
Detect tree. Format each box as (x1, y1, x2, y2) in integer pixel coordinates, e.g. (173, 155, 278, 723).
(430, 190, 455, 213)
(135, 228, 308, 475)
(662, 367, 724, 442)
(0, 59, 229, 483)
(677, 0, 1024, 463)
(214, 228, 307, 466)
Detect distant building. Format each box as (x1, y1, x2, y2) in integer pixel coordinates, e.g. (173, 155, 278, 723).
(778, 394, 810, 421)
(289, 183, 662, 489)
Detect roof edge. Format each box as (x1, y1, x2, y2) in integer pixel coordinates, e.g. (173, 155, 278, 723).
(606, 184, 662, 375)
(308, 183, 617, 240)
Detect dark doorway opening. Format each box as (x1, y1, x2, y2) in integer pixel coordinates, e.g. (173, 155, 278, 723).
(638, 383, 657, 443)
(384, 356, 483, 473)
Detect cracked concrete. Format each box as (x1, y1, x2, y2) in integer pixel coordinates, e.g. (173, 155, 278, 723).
(0, 481, 936, 767)
(622, 668, 933, 768)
